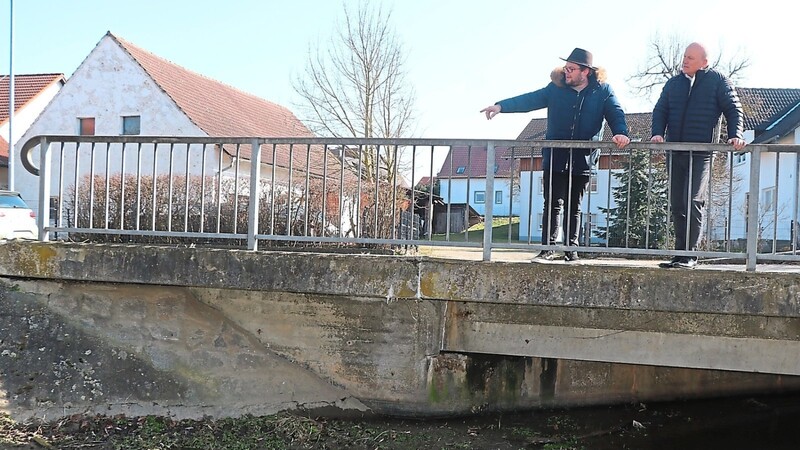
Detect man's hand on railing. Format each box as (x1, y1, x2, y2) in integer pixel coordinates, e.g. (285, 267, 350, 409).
(611, 134, 630, 149)
(728, 138, 746, 151)
(650, 135, 665, 143)
(480, 105, 502, 120)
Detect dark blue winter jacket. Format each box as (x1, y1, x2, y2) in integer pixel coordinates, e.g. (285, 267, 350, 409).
(496, 67, 628, 176)
(651, 68, 743, 144)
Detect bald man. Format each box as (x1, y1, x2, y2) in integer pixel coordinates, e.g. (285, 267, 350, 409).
(651, 42, 745, 269)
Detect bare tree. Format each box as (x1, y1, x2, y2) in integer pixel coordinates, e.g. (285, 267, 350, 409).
(293, 1, 416, 183)
(627, 31, 751, 103)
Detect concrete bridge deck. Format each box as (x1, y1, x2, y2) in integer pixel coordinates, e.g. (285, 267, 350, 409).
(1, 241, 799, 420)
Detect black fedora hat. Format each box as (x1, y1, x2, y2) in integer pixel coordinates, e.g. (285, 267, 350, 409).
(560, 48, 595, 70)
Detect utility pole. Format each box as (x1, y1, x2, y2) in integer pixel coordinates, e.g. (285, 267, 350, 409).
(7, 0, 15, 190)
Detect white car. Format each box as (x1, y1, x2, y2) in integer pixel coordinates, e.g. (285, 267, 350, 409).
(0, 191, 39, 240)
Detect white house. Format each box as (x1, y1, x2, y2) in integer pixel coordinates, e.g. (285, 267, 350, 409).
(726, 88, 800, 246)
(0, 73, 65, 190)
(14, 32, 340, 218)
(436, 145, 520, 218)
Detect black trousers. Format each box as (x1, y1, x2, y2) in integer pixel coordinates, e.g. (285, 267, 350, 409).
(542, 171, 590, 246)
(667, 151, 713, 251)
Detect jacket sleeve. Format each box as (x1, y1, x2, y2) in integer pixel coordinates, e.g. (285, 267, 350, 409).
(602, 85, 628, 136)
(718, 76, 744, 140)
(495, 84, 550, 113)
(651, 81, 670, 138)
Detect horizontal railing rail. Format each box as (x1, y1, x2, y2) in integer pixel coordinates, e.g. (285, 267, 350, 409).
(19, 135, 800, 271)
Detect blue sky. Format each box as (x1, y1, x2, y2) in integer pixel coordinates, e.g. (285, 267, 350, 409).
(1, 0, 793, 144)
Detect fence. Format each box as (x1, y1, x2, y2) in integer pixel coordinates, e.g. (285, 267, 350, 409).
(18, 135, 800, 271)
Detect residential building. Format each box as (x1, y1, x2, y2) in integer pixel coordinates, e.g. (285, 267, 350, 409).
(14, 32, 338, 217)
(0, 73, 65, 190)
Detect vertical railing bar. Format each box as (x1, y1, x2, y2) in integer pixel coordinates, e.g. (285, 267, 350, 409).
(373, 145, 380, 239)
(104, 144, 111, 230)
(624, 149, 632, 248)
(396, 145, 404, 239)
(339, 143, 346, 239)
(37, 137, 52, 241)
(200, 143, 208, 233)
(746, 146, 762, 271)
(215, 143, 224, 234)
(645, 148, 653, 249)
(427, 146, 434, 241)
(72, 142, 81, 231)
(246, 139, 262, 250)
(773, 152, 780, 254)
(167, 143, 175, 232)
(56, 142, 65, 232)
(526, 146, 535, 244)
(727, 150, 734, 252)
(135, 143, 143, 231)
(232, 144, 241, 235)
(120, 143, 127, 231)
(183, 144, 191, 233)
(150, 143, 158, 231)
(685, 148, 694, 256)
(483, 142, 495, 261)
(304, 144, 311, 237)
(445, 146, 453, 241)
(89, 142, 96, 229)
(321, 145, 329, 238)
(604, 148, 612, 248)
(287, 144, 294, 236)
(356, 145, 363, 238)
(706, 150, 715, 251)
(465, 146, 471, 242)
(269, 144, 276, 236)
(794, 151, 800, 255)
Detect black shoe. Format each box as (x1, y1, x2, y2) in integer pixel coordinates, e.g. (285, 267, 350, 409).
(673, 257, 697, 269)
(564, 251, 580, 262)
(533, 250, 559, 261)
(658, 256, 681, 268)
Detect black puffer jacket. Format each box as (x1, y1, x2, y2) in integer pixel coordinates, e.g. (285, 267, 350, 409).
(651, 68, 743, 144)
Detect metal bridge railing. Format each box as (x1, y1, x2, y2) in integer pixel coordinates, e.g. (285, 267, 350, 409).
(19, 135, 800, 271)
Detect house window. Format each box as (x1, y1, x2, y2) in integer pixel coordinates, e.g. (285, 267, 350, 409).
(79, 117, 95, 136)
(761, 187, 775, 212)
(456, 166, 466, 174)
(538, 176, 544, 194)
(122, 115, 141, 135)
(734, 152, 747, 165)
(584, 213, 598, 234)
(474, 190, 486, 204)
(537, 213, 543, 230)
(495, 190, 503, 204)
(589, 175, 598, 193)
(494, 164, 499, 174)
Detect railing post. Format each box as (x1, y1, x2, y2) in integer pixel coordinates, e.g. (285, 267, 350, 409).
(483, 141, 495, 262)
(37, 136, 51, 242)
(247, 139, 262, 251)
(746, 145, 762, 271)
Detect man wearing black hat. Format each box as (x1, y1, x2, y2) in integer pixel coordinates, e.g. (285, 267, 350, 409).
(481, 48, 630, 262)
(651, 42, 745, 269)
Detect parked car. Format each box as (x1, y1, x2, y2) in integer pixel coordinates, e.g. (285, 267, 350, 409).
(0, 191, 38, 240)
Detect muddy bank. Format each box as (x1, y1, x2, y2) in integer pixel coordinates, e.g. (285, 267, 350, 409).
(2, 392, 799, 449)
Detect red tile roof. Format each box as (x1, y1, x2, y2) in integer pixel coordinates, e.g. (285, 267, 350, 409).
(737, 88, 800, 132)
(0, 73, 65, 124)
(110, 33, 342, 178)
(437, 146, 515, 178)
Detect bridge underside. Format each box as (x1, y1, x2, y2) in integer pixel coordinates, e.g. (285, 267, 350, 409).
(1, 241, 799, 420)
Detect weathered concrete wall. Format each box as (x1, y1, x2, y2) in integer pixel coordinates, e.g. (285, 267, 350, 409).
(1, 241, 800, 421)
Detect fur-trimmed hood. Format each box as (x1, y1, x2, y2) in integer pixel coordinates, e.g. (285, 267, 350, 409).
(550, 66, 608, 88)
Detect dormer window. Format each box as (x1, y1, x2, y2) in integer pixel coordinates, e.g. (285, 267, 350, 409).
(456, 166, 466, 174)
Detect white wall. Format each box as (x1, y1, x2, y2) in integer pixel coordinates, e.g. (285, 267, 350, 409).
(14, 35, 209, 213)
(518, 170, 618, 242)
(438, 177, 517, 217)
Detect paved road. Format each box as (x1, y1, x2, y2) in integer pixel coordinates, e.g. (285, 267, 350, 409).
(416, 246, 800, 273)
